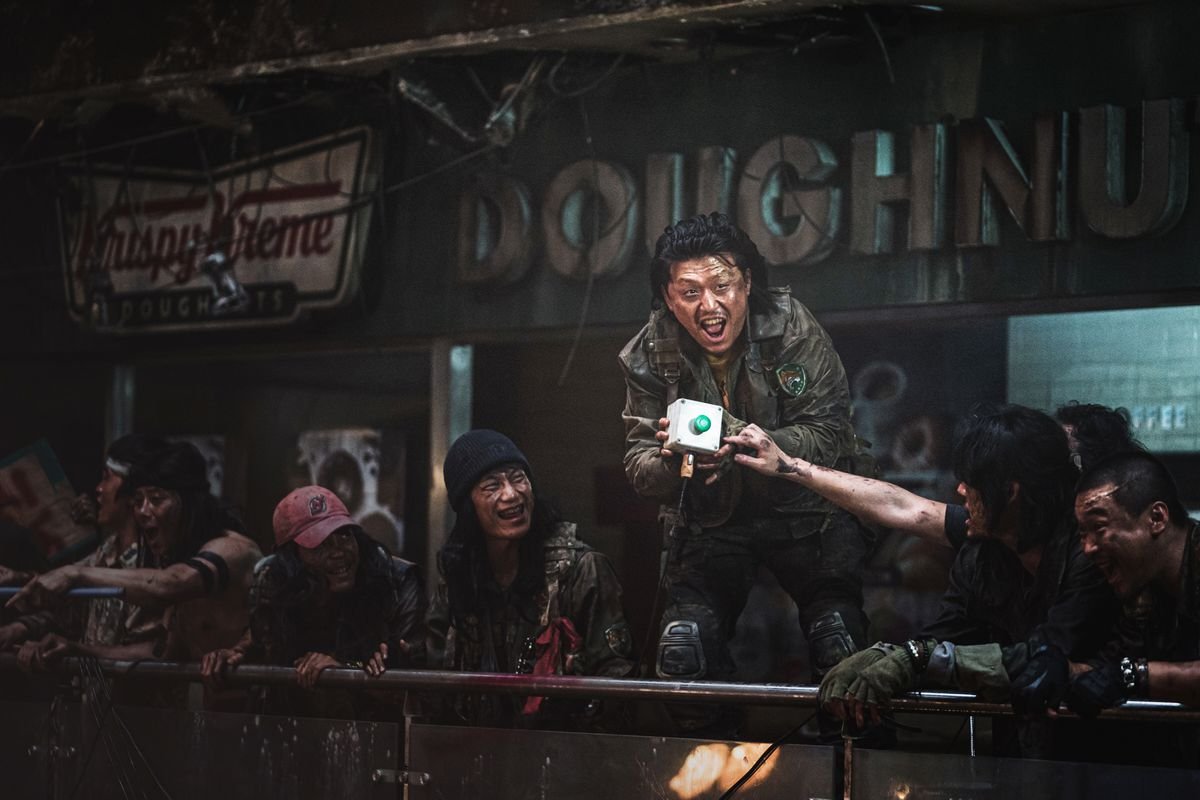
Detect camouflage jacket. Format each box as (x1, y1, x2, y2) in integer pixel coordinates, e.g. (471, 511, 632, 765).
(618, 288, 863, 528)
(425, 522, 634, 722)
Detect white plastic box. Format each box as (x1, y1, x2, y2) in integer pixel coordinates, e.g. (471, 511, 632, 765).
(664, 398, 724, 456)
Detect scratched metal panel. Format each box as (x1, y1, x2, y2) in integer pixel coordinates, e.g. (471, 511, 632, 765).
(0, 701, 52, 799)
(852, 748, 1200, 800)
(408, 723, 835, 800)
(51, 702, 399, 800)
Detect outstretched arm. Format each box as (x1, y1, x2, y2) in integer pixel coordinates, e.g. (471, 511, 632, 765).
(726, 424, 949, 546)
(7, 534, 256, 611)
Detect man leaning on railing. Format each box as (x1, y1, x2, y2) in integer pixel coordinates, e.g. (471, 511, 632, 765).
(728, 404, 1123, 761)
(200, 484, 423, 718)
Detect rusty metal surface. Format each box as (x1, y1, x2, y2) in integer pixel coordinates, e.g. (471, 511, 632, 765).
(852, 746, 1200, 800)
(408, 723, 835, 800)
(50, 702, 400, 800)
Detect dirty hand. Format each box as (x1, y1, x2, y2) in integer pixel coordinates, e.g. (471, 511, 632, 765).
(725, 423, 811, 480)
(4, 566, 79, 612)
(0, 565, 32, 587)
(294, 651, 340, 689)
(654, 418, 675, 458)
(693, 444, 735, 486)
(0, 621, 30, 651)
(201, 647, 246, 691)
(16, 634, 73, 672)
(365, 642, 389, 677)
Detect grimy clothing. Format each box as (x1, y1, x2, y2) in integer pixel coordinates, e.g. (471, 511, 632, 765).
(425, 522, 634, 725)
(619, 288, 872, 681)
(927, 508, 1121, 759)
(244, 546, 423, 719)
(249, 547, 424, 667)
(1088, 521, 1200, 767)
(14, 535, 164, 651)
(621, 289, 863, 527)
(929, 508, 1119, 666)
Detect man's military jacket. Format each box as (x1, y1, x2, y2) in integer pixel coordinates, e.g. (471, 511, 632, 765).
(619, 287, 863, 528)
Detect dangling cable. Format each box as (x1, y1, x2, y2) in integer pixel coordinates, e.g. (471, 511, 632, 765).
(717, 715, 814, 800)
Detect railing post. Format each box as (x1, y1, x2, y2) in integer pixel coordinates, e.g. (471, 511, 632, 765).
(842, 734, 854, 800)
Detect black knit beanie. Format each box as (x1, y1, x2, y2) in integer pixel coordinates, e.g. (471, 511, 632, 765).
(443, 430, 531, 513)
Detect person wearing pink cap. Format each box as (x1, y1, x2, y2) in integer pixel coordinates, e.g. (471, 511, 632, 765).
(201, 485, 422, 711)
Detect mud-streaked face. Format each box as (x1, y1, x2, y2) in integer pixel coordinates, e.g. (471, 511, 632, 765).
(1075, 484, 1157, 599)
(132, 485, 182, 560)
(296, 526, 360, 593)
(471, 465, 534, 543)
(662, 255, 751, 357)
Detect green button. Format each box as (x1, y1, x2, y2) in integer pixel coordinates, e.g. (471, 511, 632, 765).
(692, 415, 712, 434)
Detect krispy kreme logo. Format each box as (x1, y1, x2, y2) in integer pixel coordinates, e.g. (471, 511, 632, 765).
(71, 183, 341, 286)
(60, 127, 377, 332)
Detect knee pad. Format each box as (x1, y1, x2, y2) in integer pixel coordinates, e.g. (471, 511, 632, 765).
(656, 620, 707, 679)
(807, 611, 856, 677)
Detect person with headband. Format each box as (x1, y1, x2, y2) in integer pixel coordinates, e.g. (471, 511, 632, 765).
(8, 441, 261, 681)
(3, 434, 169, 664)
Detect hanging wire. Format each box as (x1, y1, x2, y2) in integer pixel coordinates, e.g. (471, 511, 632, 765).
(0, 92, 317, 177)
(546, 54, 626, 99)
(555, 94, 602, 387)
(717, 716, 814, 800)
(863, 10, 897, 85)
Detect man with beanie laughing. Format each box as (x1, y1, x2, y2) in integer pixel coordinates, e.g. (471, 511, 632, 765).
(426, 429, 634, 727)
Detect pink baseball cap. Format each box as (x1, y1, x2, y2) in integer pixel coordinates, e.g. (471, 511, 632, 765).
(272, 485, 356, 549)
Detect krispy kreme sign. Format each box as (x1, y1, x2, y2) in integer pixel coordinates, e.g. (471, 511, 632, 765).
(59, 127, 378, 332)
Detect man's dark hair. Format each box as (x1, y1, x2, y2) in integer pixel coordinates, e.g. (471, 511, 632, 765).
(649, 212, 771, 308)
(1054, 402, 1143, 471)
(106, 433, 170, 469)
(267, 527, 404, 663)
(437, 488, 562, 632)
(123, 442, 244, 563)
(953, 403, 1076, 552)
(1077, 451, 1189, 526)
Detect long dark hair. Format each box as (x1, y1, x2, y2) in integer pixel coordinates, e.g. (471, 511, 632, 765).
(122, 441, 245, 565)
(437, 491, 562, 629)
(953, 403, 1076, 552)
(268, 527, 400, 662)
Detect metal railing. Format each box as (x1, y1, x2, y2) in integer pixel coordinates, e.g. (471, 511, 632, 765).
(3, 653, 1199, 800)
(3, 653, 1196, 722)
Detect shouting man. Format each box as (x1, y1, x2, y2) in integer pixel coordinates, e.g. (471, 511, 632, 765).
(618, 212, 873, 732)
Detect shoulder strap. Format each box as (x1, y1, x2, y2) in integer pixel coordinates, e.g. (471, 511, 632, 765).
(645, 309, 683, 402)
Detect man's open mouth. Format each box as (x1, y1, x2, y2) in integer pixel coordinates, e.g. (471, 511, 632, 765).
(497, 504, 526, 521)
(699, 317, 727, 340)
